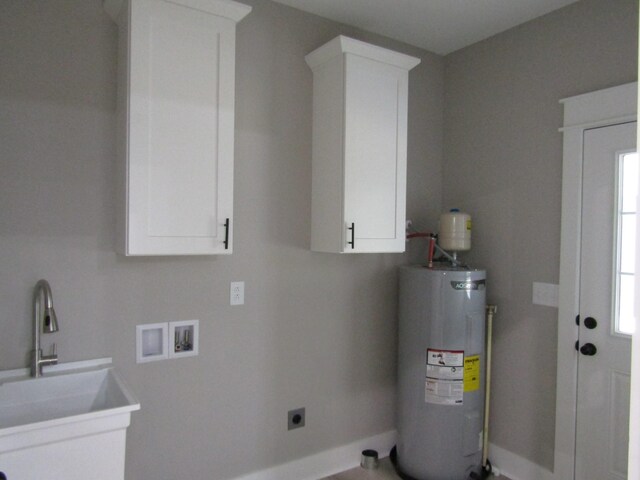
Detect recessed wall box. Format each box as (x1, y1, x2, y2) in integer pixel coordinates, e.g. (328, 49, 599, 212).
(136, 322, 168, 363)
(169, 320, 199, 359)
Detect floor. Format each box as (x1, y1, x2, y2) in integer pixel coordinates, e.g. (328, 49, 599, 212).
(321, 457, 510, 480)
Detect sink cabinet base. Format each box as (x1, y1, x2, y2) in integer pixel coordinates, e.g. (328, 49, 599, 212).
(0, 415, 131, 480)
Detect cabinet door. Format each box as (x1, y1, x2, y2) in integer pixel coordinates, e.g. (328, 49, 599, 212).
(127, 0, 235, 255)
(343, 55, 408, 253)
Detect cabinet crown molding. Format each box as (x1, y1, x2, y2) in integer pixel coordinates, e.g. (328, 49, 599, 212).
(104, 0, 252, 23)
(305, 35, 420, 71)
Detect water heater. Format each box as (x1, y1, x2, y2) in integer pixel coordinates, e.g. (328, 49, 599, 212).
(397, 266, 486, 480)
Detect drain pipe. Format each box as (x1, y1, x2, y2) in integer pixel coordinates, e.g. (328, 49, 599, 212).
(483, 305, 497, 474)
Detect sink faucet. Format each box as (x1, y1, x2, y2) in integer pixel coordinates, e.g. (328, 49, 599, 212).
(31, 279, 59, 377)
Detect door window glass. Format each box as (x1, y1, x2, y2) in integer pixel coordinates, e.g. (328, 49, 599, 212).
(615, 151, 638, 335)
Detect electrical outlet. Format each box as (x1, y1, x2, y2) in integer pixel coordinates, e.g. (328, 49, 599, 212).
(230, 281, 245, 306)
(288, 407, 305, 430)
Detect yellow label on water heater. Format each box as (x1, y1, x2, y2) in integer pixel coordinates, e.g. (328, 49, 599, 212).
(464, 355, 480, 392)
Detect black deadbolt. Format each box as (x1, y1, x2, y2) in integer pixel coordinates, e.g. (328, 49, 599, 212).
(580, 343, 597, 356)
(584, 317, 597, 329)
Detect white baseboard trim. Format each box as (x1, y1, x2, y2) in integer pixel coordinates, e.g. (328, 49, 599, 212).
(488, 443, 554, 480)
(231, 430, 397, 480)
(230, 434, 556, 480)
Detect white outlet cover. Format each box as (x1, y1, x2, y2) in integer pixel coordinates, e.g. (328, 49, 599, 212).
(230, 281, 245, 305)
(532, 282, 559, 308)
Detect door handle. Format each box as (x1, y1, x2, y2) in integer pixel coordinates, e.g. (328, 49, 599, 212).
(580, 343, 597, 356)
(583, 317, 597, 329)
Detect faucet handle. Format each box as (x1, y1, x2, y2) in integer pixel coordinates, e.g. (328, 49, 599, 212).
(38, 343, 58, 372)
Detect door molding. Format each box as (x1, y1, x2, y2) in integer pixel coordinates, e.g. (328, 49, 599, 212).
(557, 82, 637, 480)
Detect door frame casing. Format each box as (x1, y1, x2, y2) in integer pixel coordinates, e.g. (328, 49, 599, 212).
(557, 82, 637, 480)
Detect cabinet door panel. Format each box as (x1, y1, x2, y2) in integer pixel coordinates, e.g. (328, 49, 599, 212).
(344, 55, 406, 252)
(128, 0, 234, 254)
(146, 7, 219, 237)
(148, 3, 218, 237)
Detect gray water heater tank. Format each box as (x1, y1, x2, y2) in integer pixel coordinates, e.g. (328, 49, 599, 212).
(397, 266, 486, 480)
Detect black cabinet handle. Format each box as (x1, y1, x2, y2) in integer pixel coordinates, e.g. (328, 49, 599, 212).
(580, 343, 597, 356)
(347, 222, 355, 249)
(1, 471, 7, 480)
(223, 218, 230, 250)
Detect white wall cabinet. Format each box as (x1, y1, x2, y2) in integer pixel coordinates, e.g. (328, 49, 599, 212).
(305, 36, 420, 253)
(105, 0, 251, 255)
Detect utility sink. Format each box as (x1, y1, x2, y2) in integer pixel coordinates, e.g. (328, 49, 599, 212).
(0, 364, 139, 432)
(0, 359, 140, 480)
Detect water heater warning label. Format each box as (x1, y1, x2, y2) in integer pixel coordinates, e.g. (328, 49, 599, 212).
(425, 349, 464, 405)
(464, 355, 481, 392)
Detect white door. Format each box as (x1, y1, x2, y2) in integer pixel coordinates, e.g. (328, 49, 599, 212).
(575, 121, 637, 479)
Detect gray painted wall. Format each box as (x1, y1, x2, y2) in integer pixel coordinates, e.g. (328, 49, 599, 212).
(2, 0, 638, 477)
(443, 0, 638, 469)
(0, 1, 441, 479)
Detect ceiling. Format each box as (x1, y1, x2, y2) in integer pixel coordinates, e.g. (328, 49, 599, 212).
(271, 0, 581, 55)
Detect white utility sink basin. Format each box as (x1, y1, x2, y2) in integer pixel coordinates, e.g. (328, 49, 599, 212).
(0, 359, 140, 480)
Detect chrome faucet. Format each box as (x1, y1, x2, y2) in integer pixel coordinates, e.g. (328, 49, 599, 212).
(31, 279, 59, 377)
